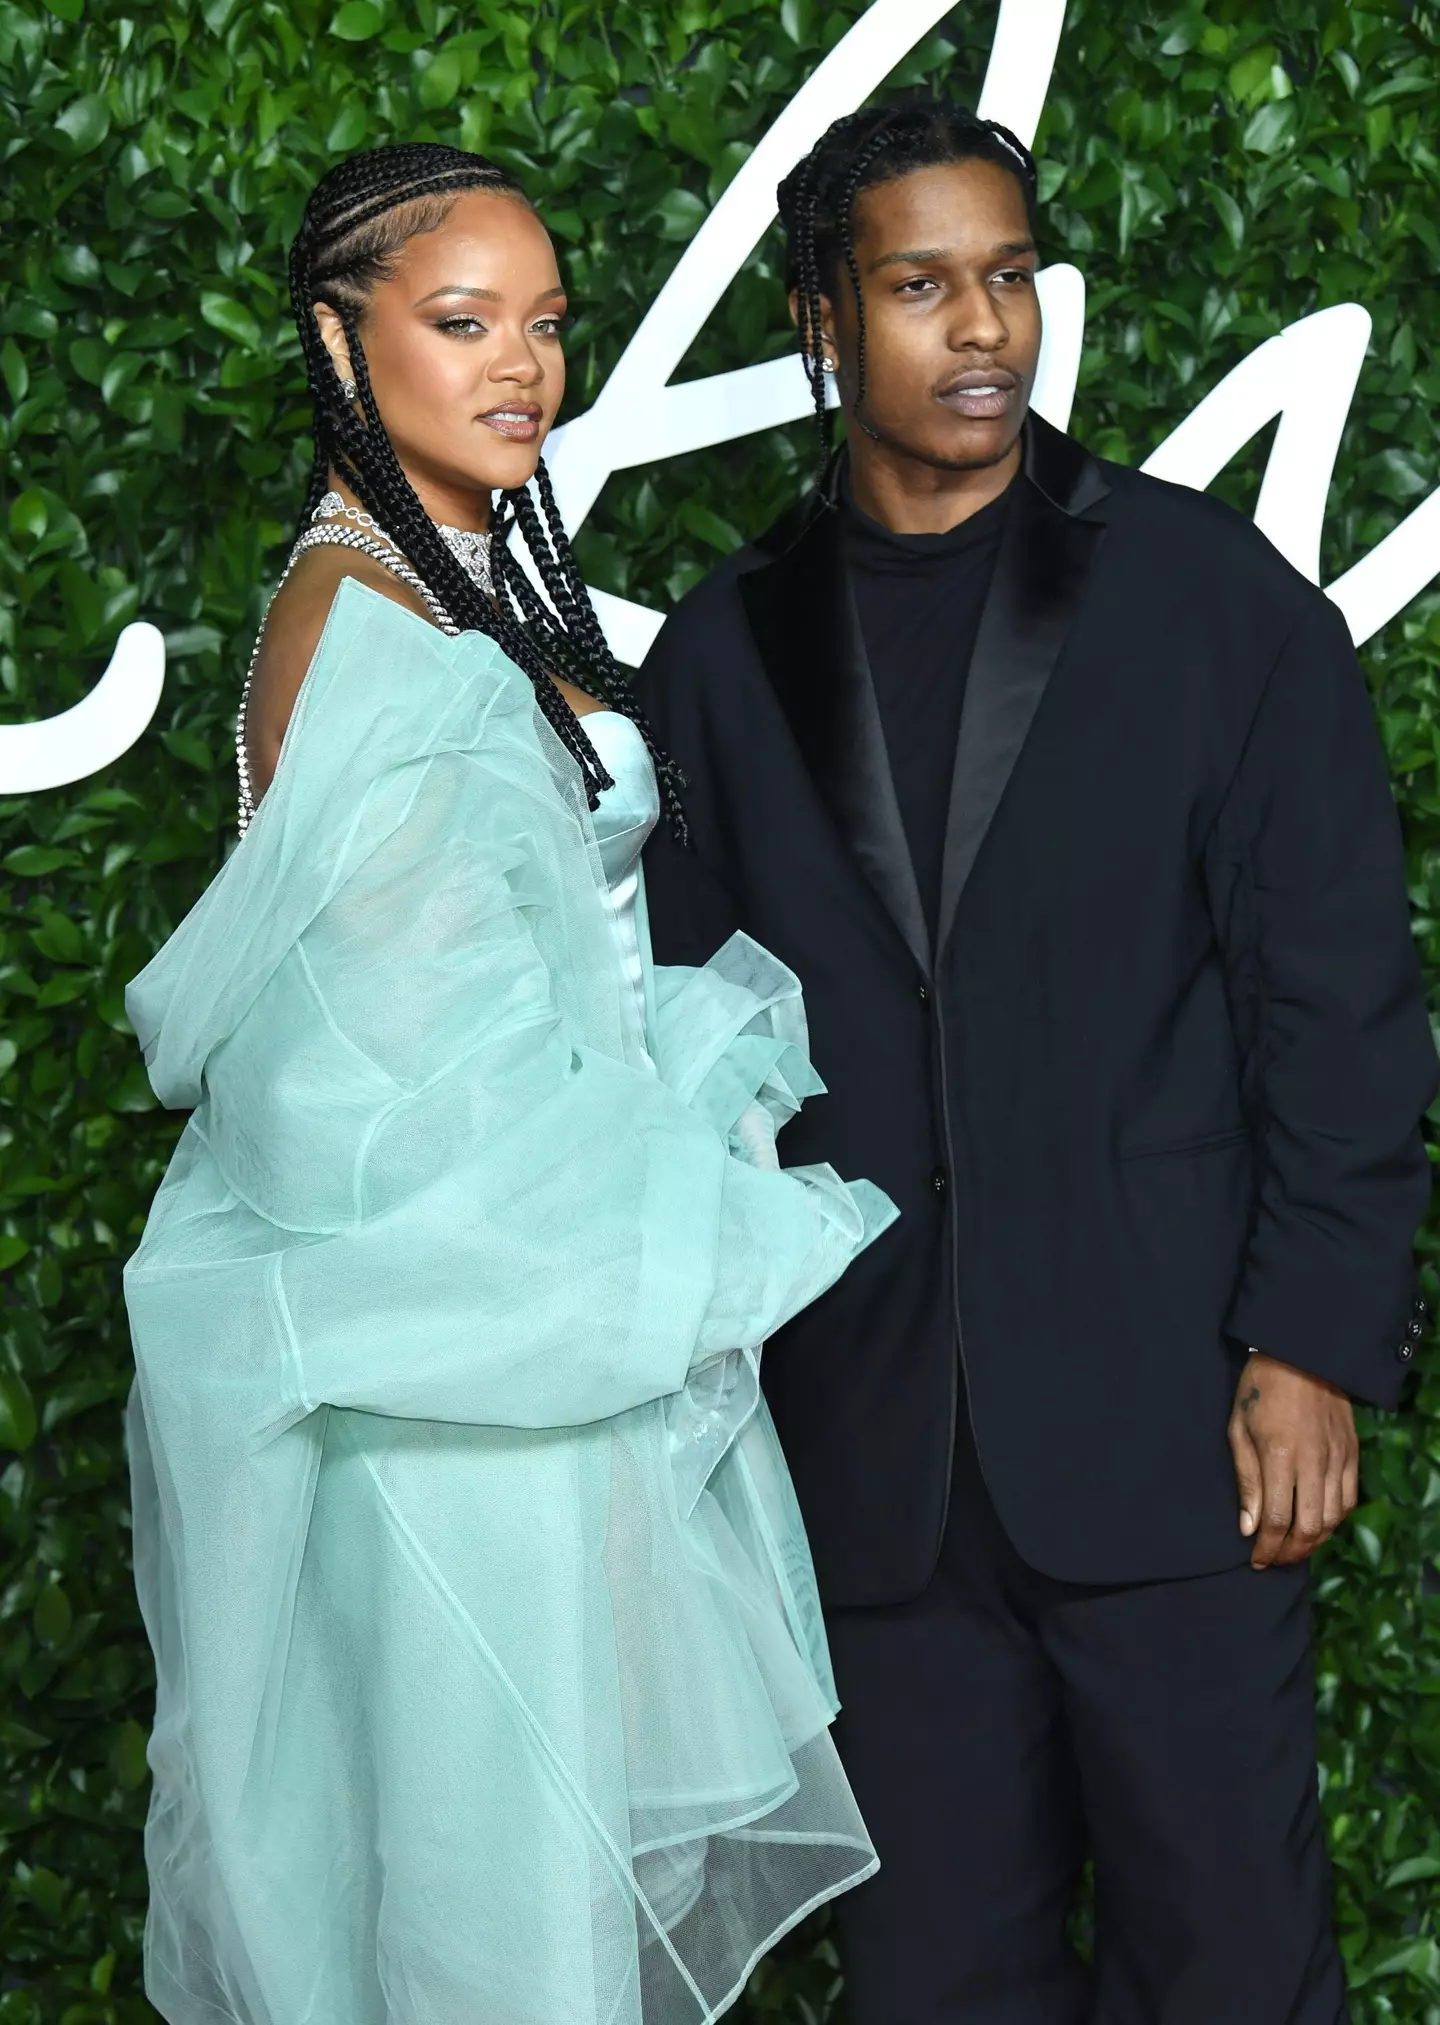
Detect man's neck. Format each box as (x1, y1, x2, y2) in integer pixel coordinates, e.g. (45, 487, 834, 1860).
(847, 433, 1023, 536)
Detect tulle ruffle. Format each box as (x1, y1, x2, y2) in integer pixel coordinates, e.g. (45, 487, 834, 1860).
(124, 582, 893, 2025)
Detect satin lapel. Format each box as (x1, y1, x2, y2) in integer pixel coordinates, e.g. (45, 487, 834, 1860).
(739, 506, 931, 974)
(937, 473, 1107, 954)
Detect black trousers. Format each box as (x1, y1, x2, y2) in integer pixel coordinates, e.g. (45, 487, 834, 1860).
(825, 1421, 1347, 2025)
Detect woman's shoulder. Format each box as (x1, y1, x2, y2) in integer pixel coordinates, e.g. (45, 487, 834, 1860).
(246, 542, 440, 804)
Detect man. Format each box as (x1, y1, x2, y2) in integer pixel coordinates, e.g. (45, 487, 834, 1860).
(639, 99, 1435, 2024)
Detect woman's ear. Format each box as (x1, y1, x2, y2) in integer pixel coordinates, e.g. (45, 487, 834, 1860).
(312, 300, 355, 394)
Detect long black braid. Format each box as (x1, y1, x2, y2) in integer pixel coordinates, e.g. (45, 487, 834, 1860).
(776, 101, 1039, 453)
(290, 142, 686, 838)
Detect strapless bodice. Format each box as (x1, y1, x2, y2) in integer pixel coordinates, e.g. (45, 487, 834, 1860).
(584, 710, 660, 1038)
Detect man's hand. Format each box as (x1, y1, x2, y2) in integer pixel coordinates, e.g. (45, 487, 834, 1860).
(1228, 1354, 1359, 1569)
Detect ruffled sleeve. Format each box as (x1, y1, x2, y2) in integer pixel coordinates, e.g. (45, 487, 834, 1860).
(126, 581, 893, 1439)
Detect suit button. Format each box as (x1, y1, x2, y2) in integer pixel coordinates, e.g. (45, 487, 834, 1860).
(918, 982, 930, 1006)
(1398, 1340, 1415, 1363)
(930, 1165, 948, 1198)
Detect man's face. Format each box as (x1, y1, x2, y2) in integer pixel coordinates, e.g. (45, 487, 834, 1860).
(815, 157, 1041, 473)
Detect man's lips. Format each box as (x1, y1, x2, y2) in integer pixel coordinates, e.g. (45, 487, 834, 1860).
(936, 369, 1019, 421)
(479, 404, 542, 441)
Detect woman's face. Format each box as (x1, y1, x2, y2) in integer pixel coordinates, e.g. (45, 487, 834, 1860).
(317, 188, 567, 524)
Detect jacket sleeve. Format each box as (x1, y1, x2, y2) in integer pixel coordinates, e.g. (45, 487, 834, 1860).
(1221, 591, 1436, 1405)
(638, 603, 744, 969)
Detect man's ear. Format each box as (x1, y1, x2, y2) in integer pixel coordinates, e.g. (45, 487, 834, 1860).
(787, 285, 838, 376)
(312, 300, 354, 389)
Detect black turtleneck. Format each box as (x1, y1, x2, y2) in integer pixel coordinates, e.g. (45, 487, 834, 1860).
(841, 476, 1013, 940)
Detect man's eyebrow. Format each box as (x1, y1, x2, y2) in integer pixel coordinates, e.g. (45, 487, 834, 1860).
(869, 246, 946, 272)
(412, 284, 567, 306)
(868, 238, 1038, 272)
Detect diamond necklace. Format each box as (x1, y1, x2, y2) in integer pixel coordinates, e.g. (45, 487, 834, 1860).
(312, 489, 493, 596)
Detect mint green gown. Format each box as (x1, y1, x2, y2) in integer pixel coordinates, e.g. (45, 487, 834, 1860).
(123, 579, 897, 2025)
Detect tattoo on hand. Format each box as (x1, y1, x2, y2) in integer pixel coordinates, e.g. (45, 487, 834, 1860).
(1240, 1384, 1261, 1415)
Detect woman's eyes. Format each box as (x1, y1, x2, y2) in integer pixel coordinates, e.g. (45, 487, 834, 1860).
(432, 314, 568, 339)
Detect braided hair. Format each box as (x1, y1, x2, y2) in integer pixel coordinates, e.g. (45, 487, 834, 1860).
(290, 142, 685, 837)
(776, 101, 1039, 451)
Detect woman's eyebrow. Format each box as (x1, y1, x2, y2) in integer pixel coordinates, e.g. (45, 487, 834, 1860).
(413, 283, 567, 306)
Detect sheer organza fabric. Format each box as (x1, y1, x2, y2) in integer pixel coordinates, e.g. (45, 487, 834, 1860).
(123, 581, 895, 2025)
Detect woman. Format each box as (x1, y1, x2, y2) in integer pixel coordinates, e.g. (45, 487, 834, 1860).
(123, 143, 895, 2025)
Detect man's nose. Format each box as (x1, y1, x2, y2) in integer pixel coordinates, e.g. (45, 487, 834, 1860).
(947, 282, 1008, 352)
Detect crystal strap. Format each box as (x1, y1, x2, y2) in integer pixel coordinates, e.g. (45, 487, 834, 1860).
(234, 527, 458, 836)
(313, 491, 493, 596)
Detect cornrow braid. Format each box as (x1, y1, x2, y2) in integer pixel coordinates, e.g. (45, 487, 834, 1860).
(835, 116, 907, 429)
(791, 174, 829, 443)
(286, 142, 686, 835)
(493, 463, 688, 842)
(776, 99, 1039, 457)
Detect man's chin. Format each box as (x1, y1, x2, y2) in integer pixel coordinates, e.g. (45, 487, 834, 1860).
(854, 408, 1029, 476)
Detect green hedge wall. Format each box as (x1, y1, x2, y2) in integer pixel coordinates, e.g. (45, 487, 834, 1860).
(1, 0, 1438, 2019)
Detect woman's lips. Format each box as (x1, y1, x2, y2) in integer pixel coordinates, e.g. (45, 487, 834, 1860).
(479, 407, 541, 441)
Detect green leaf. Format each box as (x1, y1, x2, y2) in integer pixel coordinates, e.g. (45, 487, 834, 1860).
(1158, 12, 1204, 56)
(331, 0, 383, 38)
(36, 972, 93, 1008)
(42, 1378, 120, 1431)
(33, 1583, 73, 1649)
(5, 302, 59, 340)
(326, 102, 369, 153)
(4, 845, 82, 875)
(1, 339, 29, 404)
(1242, 101, 1295, 155)
(0, 1236, 29, 1271)
(0, 1372, 37, 1453)
(56, 242, 102, 287)
(653, 188, 707, 241)
(162, 727, 214, 772)
(108, 1719, 150, 1791)
(163, 624, 224, 658)
(200, 291, 263, 350)
(54, 94, 111, 153)
(1205, 182, 1246, 252)
(107, 1061, 157, 1113)
(41, 0, 83, 17)
(417, 47, 462, 108)
(9, 490, 48, 543)
(1384, 1854, 1440, 1887)
(1228, 43, 1278, 107)
(31, 911, 84, 963)
(678, 501, 742, 552)
(68, 336, 109, 386)
(15, 1866, 66, 1917)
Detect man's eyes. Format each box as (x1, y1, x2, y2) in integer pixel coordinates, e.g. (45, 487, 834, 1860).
(893, 269, 1035, 295)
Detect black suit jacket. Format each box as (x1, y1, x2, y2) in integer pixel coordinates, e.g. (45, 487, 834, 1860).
(639, 416, 1435, 1604)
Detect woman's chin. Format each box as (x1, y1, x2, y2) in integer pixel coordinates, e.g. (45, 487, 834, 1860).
(470, 435, 547, 495)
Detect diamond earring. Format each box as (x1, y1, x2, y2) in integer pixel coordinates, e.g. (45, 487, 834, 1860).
(340, 376, 357, 401)
(821, 357, 837, 375)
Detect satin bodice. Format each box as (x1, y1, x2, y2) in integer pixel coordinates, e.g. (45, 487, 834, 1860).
(585, 711, 660, 1036)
